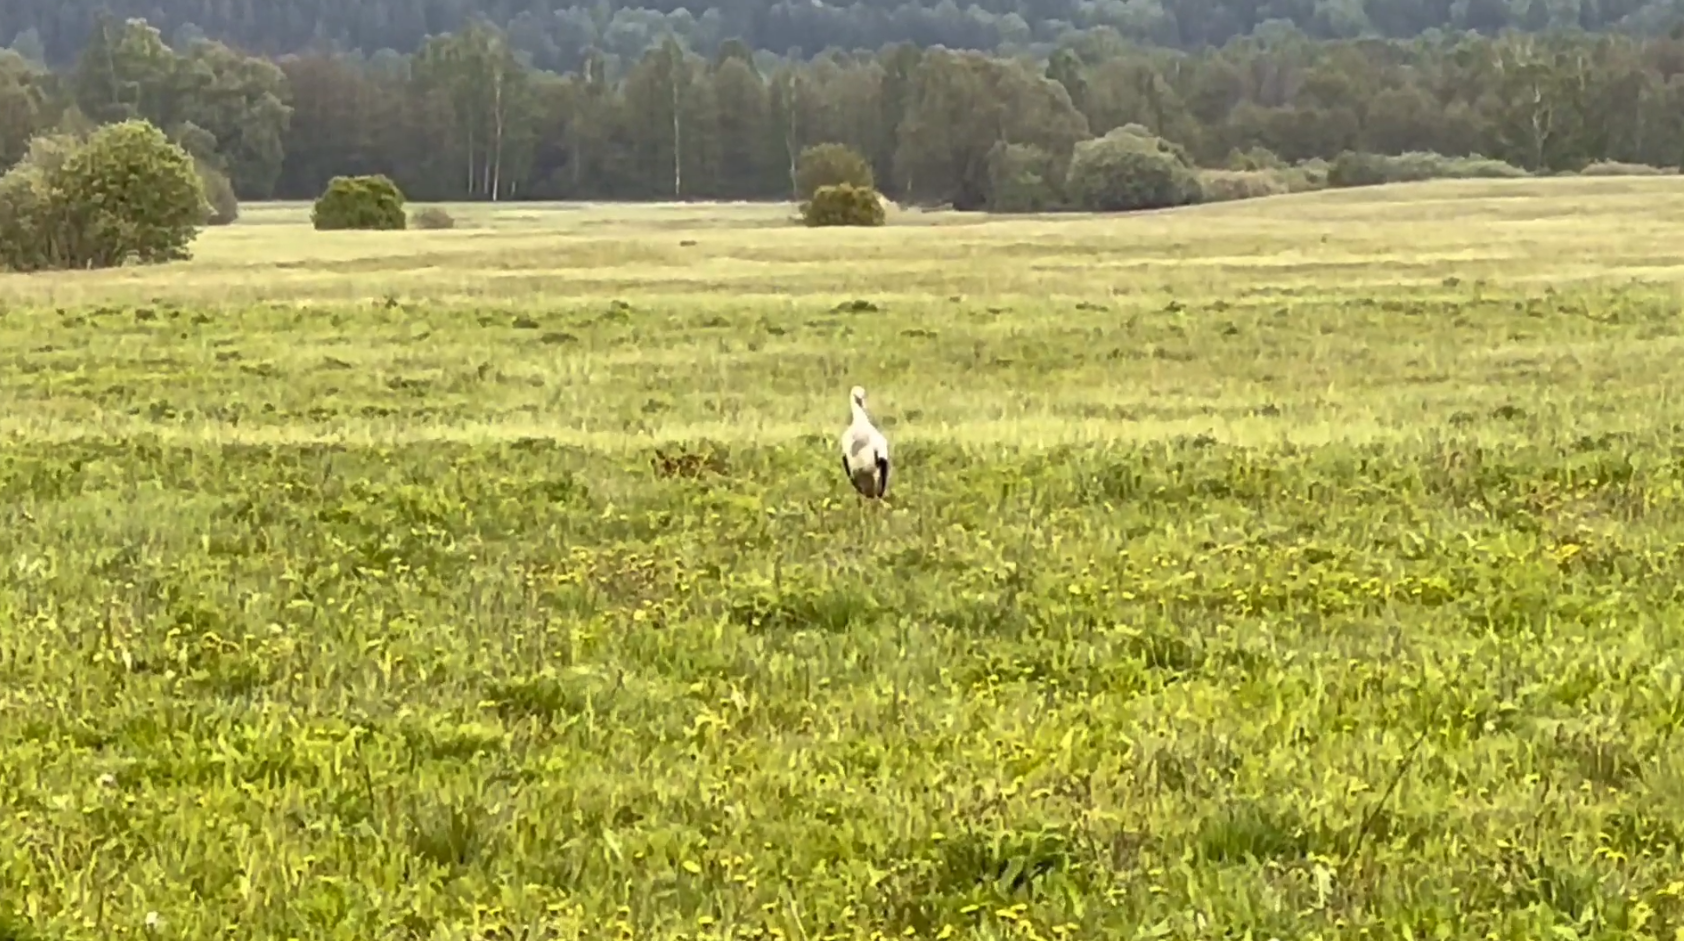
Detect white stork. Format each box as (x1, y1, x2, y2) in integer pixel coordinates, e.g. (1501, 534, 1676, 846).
(839, 385, 890, 500)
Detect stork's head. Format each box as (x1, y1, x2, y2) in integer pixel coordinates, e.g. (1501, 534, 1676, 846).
(850, 386, 867, 409)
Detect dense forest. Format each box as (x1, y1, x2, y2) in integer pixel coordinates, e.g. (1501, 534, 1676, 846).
(5, 0, 1683, 69)
(0, 5, 1682, 205)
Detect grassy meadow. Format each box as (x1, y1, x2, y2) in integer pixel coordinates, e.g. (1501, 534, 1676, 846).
(8, 177, 1684, 939)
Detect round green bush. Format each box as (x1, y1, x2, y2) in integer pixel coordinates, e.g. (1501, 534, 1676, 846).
(64, 121, 207, 265)
(1065, 129, 1201, 213)
(795, 143, 875, 202)
(312, 174, 407, 231)
(801, 183, 887, 227)
(0, 119, 207, 271)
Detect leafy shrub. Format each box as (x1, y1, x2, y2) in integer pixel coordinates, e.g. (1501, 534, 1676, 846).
(171, 120, 220, 165)
(170, 122, 236, 226)
(801, 183, 886, 227)
(1328, 151, 1528, 187)
(1226, 146, 1287, 171)
(795, 143, 875, 202)
(0, 120, 205, 271)
(1437, 154, 1527, 179)
(411, 206, 456, 229)
(1290, 158, 1332, 191)
(1327, 152, 1391, 187)
(1065, 126, 1202, 213)
(1195, 160, 1337, 204)
(1578, 161, 1671, 176)
(986, 142, 1062, 212)
(54, 104, 96, 137)
(61, 121, 207, 265)
(312, 174, 407, 230)
(20, 130, 84, 174)
(198, 160, 238, 225)
(0, 157, 59, 272)
(1110, 122, 1197, 166)
(1197, 169, 1290, 202)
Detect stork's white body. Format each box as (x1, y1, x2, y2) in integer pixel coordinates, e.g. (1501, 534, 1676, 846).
(840, 386, 890, 499)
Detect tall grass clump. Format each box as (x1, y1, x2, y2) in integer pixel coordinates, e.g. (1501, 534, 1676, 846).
(411, 206, 457, 229)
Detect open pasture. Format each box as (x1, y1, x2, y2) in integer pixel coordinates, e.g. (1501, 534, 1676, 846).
(6, 178, 1684, 939)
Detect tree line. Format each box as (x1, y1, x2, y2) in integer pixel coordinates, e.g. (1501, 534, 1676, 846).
(5, 0, 1682, 73)
(3, 15, 1684, 207)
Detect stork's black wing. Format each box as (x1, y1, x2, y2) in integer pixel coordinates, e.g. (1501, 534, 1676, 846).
(844, 455, 871, 496)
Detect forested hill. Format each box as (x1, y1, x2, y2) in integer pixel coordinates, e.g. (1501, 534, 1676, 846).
(4, 0, 1680, 70)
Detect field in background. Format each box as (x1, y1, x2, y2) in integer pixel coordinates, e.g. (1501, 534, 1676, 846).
(5, 178, 1684, 939)
(14, 175, 1684, 309)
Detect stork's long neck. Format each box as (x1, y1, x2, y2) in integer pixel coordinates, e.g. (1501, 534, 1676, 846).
(851, 400, 868, 425)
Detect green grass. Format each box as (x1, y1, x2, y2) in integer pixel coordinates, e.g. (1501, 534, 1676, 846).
(7, 178, 1684, 939)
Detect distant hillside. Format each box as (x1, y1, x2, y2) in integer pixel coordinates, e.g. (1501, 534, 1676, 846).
(6, 0, 1682, 70)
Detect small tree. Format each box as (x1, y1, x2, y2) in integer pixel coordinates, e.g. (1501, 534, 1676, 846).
(986, 142, 1062, 212)
(171, 121, 221, 166)
(0, 120, 206, 271)
(1065, 126, 1202, 213)
(59, 120, 207, 265)
(795, 143, 875, 202)
(801, 183, 887, 227)
(0, 132, 81, 271)
(0, 160, 58, 272)
(198, 160, 239, 225)
(312, 174, 407, 230)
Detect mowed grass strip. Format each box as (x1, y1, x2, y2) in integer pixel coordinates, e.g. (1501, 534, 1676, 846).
(4, 180, 1684, 939)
